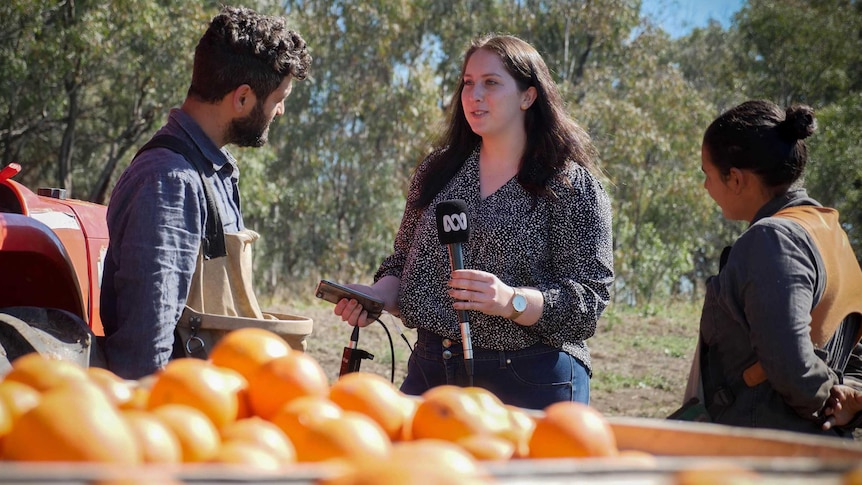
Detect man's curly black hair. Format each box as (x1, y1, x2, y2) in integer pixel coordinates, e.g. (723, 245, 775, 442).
(188, 6, 311, 103)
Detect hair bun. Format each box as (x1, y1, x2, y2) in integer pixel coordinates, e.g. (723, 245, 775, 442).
(780, 104, 816, 141)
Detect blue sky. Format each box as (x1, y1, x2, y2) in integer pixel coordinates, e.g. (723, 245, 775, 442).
(641, 0, 746, 38)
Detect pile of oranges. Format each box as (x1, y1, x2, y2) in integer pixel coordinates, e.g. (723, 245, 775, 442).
(0, 327, 626, 482)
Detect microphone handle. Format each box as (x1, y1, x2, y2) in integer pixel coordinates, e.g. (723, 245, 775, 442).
(447, 243, 470, 324)
(447, 242, 465, 270)
(447, 242, 474, 384)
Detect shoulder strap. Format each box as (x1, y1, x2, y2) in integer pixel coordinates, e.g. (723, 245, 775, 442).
(135, 135, 227, 259)
(742, 205, 862, 387)
(773, 206, 862, 347)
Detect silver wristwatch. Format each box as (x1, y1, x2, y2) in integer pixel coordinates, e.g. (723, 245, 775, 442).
(508, 288, 527, 319)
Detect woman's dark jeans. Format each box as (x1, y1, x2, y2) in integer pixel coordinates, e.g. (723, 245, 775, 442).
(400, 329, 590, 410)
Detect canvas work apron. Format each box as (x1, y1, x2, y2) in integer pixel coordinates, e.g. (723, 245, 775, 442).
(135, 134, 313, 360)
(175, 231, 313, 359)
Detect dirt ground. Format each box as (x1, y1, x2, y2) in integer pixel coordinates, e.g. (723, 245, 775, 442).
(589, 312, 696, 419)
(278, 301, 697, 420)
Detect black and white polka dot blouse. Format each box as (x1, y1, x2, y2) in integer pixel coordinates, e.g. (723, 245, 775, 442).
(375, 147, 614, 373)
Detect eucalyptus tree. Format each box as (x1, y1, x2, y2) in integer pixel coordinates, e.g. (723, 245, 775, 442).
(456, 0, 718, 305)
(668, 20, 743, 113)
(578, 28, 718, 306)
(454, 0, 719, 305)
(732, 0, 862, 108)
(806, 95, 862, 251)
(243, 0, 444, 290)
(244, 0, 730, 304)
(0, 0, 209, 200)
(668, 0, 862, 282)
(727, 0, 862, 260)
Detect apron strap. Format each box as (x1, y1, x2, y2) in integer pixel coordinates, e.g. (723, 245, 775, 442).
(135, 134, 226, 259)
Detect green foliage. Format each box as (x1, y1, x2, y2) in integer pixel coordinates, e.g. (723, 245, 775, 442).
(0, 0, 208, 200)
(732, 0, 862, 106)
(242, 0, 443, 291)
(669, 0, 862, 286)
(666, 21, 744, 111)
(579, 29, 717, 305)
(2, 0, 860, 308)
(806, 93, 862, 249)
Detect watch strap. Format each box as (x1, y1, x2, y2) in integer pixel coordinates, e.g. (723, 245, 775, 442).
(508, 288, 527, 319)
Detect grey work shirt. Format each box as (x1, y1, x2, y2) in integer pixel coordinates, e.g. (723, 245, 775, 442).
(100, 108, 243, 379)
(700, 188, 852, 435)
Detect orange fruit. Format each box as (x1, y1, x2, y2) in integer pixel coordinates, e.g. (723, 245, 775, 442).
(329, 372, 413, 441)
(121, 373, 157, 411)
(212, 440, 282, 471)
(456, 434, 516, 461)
(398, 397, 419, 441)
(136, 373, 158, 390)
(246, 352, 329, 419)
(528, 401, 617, 458)
(317, 439, 493, 484)
(0, 383, 37, 453)
(502, 404, 535, 458)
(411, 385, 511, 443)
(3, 380, 140, 463)
(4, 352, 90, 392)
(150, 403, 221, 463)
(146, 358, 243, 429)
(121, 409, 182, 464)
(87, 366, 134, 407)
(321, 447, 493, 485)
(0, 380, 40, 423)
(291, 410, 391, 463)
(0, 400, 12, 445)
(391, 439, 486, 475)
(269, 395, 343, 453)
(219, 416, 295, 463)
(214, 365, 252, 420)
(209, 327, 291, 382)
(119, 385, 150, 411)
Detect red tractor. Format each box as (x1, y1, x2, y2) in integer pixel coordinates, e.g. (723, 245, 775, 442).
(0, 163, 108, 371)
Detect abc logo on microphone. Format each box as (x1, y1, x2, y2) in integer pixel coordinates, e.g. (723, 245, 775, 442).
(435, 199, 471, 245)
(442, 212, 467, 232)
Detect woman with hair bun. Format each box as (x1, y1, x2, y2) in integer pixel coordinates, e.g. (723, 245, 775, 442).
(686, 99, 862, 436)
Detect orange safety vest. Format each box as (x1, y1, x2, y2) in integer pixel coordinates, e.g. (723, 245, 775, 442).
(743, 206, 862, 387)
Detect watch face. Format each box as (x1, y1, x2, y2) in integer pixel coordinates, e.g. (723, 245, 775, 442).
(513, 294, 527, 312)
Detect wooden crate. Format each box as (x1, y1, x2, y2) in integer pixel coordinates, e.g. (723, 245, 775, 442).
(0, 417, 859, 483)
(608, 416, 862, 459)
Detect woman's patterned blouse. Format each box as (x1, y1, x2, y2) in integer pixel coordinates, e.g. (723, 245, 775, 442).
(375, 147, 614, 373)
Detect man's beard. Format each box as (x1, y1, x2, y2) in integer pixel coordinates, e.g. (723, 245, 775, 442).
(226, 101, 270, 148)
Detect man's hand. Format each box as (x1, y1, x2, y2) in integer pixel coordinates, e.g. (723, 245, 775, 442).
(822, 384, 862, 430)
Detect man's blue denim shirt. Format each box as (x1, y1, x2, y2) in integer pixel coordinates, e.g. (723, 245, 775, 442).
(100, 108, 244, 379)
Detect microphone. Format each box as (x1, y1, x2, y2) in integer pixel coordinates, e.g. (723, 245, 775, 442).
(435, 199, 474, 385)
(339, 326, 374, 377)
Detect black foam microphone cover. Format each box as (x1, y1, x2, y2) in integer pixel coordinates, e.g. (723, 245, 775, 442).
(435, 199, 470, 245)
(435, 199, 475, 382)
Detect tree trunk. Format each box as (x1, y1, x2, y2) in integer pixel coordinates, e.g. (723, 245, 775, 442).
(58, 79, 79, 194)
